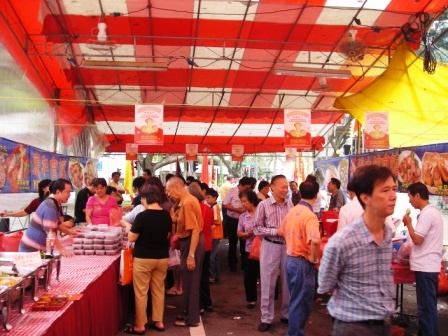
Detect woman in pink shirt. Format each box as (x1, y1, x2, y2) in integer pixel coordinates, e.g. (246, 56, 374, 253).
(85, 178, 118, 225)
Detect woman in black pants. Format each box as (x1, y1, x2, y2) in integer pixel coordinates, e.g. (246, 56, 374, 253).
(237, 190, 260, 309)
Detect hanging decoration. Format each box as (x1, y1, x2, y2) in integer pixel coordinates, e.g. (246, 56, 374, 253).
(364, 111, 389, 150)
(185, 144, 198, 161)
(284, 109, 311, 150)
(134, 104, 164, 145)
(125, 143, 138, 161)
(231, 145, 244, 162)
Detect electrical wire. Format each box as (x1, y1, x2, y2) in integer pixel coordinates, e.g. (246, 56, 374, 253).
(419, 12, 437, 74)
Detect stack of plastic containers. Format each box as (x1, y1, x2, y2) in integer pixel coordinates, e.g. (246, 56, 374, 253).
(73, 225, 123, 255)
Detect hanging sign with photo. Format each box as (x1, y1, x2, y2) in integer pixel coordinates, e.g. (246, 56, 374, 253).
(364, 111, 389, 150)
(126, 143, 139, 161)
(185, 144, 198, 161)
(284, 109, 311, 149)
(231, 145, 244, 162)
(134, 104, 164, 145)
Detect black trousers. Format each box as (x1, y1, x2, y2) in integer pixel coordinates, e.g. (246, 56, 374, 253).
(244, 251, 260, 302)
(200, 251, 212, 309)
(227, 217, 239, 268)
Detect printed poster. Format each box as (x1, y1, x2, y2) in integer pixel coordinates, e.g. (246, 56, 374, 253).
(126, 143, 139, 161)
(231, 145, 244, 162)
(364, 111, 389, 150)
(186, 144, 198, 161)
(134, 104, 164, 145)
(285, 148, 297, 162)
(0, 138, 30, 193)
(284, 109, 311, 149)
(314, 157, 350, 191)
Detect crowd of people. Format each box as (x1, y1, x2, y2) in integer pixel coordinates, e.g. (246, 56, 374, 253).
(1, 166, 444, 336)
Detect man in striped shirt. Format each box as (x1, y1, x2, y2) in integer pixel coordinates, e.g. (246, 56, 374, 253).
(318, 165, 396, 336)
(254, 175, 293, 332)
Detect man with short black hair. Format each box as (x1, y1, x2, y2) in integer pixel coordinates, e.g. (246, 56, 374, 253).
(74, 178, 96, 224)
(142, 168, 152, 181)
(318, 165, 396, 336)
(403, 182, 443, 336)
(327, 177, 345, 211)
(279, 179, 321, 336)
(289, 181, 301, 206)
(109, 171, 125, 195)
(223, 176, 252, 272)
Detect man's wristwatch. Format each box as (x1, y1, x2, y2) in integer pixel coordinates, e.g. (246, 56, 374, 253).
(188, 253, 195, 259)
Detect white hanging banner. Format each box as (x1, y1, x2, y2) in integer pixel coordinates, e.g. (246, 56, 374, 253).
(285, 148, 297, 162)
(134, 105, 164, 145)
(364, 111, 389, 150)
(284, 109, 311, 149)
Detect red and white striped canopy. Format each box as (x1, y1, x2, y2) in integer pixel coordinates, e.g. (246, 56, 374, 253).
(0, 0, 445, 153)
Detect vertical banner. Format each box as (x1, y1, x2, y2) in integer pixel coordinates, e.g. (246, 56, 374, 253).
(185, 144, 198, 161)
(285, 148, 297, 162)
(84, 158, 98, 187)
(231, 145, 244, 162)
(126, 143, 139, 161)
(284, 109, 311, 149)
(0, 139, 31, 193)
(134, 104, 164, 145)
(364, 111, 389, 150)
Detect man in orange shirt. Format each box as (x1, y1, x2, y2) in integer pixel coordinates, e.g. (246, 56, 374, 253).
(279, 180, 321, 336)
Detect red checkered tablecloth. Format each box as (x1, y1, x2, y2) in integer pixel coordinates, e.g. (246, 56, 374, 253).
(0, 254, 121, 335)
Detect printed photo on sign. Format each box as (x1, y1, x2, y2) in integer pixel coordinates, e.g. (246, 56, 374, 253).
(231, 145, 244, 162)
(284, 109, 311, 149)
(186, 144, 198, 161)
(134, 105, 164, 145)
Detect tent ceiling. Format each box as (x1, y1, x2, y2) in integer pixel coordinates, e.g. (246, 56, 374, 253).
(0, 0, 446, 154)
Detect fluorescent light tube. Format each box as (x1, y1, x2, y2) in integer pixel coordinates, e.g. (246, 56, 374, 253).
(83, 60, 168, 71)
(272, 65, 351, 79)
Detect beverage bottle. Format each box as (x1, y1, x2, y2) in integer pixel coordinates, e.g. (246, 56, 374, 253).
(46, 229, 56, 255)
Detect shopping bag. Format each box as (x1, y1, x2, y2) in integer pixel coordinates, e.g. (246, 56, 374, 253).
(248, 235, 262, 261)
(110, 208, 124, 227)
(168, 247, 180, 269)
(118, 246, 134, 285)
(437, 266, 448, 296)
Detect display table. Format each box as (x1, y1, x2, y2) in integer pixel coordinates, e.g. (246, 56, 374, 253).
(0, 254, 128, 336)
(391, 263, 416, 317)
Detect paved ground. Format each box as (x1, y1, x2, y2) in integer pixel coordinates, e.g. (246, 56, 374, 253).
(117, 241, 448, 336)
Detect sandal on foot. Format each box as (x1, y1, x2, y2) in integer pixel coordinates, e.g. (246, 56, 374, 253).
(176, 314, 185, 321)
(123, 325, 145, 335)
(149, 322, 165, 332)
(174, 320, 199, 328)
(166, 288, 183, 296)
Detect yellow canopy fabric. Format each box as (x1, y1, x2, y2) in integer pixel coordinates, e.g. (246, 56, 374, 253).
(334, 42, 448, 148)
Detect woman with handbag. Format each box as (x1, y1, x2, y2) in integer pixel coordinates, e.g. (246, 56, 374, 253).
(125, 184, 172, 335)
(237, 189, 261, 309)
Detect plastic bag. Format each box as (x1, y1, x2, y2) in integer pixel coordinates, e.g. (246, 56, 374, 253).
(397, 241, 412, 266)
(0, 231, 23, 252)
(119, 246, 134, 285)
(168, 247, 180, 269)
(248, 236, 262, 261)
(110, 208, 124, 227)
(170, 234, 180, 250)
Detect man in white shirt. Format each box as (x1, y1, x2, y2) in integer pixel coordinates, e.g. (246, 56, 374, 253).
(403, 182, 443, 336)
(338, 181, 396, 235)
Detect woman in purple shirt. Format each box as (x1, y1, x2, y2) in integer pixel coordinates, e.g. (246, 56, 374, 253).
(237, 189, 261, 310)
(85, 178, 118, 225)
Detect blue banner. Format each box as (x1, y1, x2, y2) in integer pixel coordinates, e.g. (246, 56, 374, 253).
(1, 137, 97, 194)
(315, 143, 448, 196)
(0, 138, 31, 193)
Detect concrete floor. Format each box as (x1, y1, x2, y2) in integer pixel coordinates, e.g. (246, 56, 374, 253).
(117, 240, 448, 336)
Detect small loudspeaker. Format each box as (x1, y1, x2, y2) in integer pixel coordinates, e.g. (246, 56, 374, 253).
(343, 144, 351, 155)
